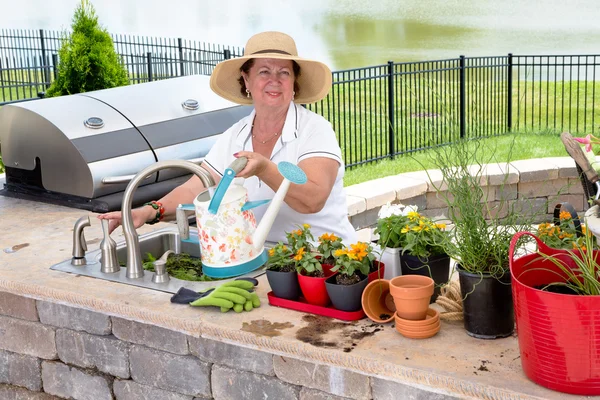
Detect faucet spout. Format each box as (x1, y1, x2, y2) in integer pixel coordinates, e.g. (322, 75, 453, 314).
(121, 161, 214, 279)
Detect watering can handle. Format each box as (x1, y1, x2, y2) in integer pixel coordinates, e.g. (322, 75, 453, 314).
(508, 231, 552, 277)
(207, 157, 248, 214)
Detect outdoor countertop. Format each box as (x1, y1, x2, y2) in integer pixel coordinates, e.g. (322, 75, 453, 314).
(0, 194, 592, 400)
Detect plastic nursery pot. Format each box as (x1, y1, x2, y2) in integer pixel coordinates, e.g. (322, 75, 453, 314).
(325, 273, 369, 312)
(367, 260, 386, 283)
(457, 265, 514, 340)
(389, 275, 434, 320)
(361, 279, 396, 323)
(266, 269, 301, 301)
(297, 269, 336, 307)
(400, 253, 450, 303)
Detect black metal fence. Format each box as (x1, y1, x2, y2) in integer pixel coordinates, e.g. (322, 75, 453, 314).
(1, 28, 598, 168)
(0, 28, 243, 104)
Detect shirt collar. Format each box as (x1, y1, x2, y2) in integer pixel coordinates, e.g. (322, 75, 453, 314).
(234, 102, 298, 147)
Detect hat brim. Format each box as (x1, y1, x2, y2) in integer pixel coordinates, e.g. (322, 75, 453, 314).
(209, 53, 332, 105)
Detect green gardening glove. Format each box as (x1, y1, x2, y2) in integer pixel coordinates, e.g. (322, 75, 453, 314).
(190, 280, 261, 313)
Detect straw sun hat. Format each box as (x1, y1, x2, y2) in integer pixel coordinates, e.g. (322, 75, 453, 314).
(209, 31, 332, 105)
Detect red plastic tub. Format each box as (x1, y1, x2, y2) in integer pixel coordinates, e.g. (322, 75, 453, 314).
(509, 231, 600, 395)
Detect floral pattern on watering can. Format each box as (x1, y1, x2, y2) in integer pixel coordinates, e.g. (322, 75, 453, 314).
(196, 192, 258, 265)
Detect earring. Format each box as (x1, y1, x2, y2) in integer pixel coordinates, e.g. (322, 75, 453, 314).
(292, 91, 295, 101)
(246, 89, 251, 98)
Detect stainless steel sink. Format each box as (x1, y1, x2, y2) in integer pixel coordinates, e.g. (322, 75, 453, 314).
(50, 226, 267, 294)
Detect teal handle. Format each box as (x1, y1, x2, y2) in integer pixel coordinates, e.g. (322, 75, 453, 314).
(178, 203, 194, 211)
(207, 168, 235, 214)
(241, 199, 271, 212)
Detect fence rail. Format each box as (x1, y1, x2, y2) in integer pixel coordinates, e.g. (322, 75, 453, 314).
(1, 28, 599, 168)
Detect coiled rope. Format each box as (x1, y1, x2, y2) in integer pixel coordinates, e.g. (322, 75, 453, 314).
(435, 280, 463, 321)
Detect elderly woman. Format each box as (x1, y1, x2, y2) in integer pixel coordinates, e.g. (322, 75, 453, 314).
(99, 31, 357, 244)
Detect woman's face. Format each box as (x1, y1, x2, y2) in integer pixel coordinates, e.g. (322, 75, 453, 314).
(242, 58, 295, 110)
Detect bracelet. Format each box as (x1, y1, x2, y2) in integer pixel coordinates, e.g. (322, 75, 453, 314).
(144, 201, 165, 225)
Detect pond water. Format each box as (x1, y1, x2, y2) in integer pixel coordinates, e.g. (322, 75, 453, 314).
(2, 0, 599, 70)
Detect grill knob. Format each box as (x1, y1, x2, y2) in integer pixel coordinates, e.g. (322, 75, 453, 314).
(182, 99, 199, 111)
(84, 117, 105, 129)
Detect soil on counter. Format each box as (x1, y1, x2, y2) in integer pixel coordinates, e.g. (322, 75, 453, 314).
(295, 315, 383, 353)
(241, 320, 294, 337)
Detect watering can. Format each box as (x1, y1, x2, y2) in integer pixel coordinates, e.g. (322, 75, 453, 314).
(181, 157, 307, 278)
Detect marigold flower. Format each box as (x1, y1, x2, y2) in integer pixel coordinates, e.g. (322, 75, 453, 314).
(293, 247, 306, 261)
(559, 210, 572, 220)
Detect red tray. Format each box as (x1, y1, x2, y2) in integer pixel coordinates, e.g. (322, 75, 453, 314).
(267, 291, 365, 321)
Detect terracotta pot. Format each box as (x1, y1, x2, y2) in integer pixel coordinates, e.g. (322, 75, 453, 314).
(394, 308, 439, 330)
(389, 275, 434, 320)
(367, 261, 386, 283)
(395, 312, 441, 339)
(297, 269, 336, 306)
(400, 253, 450, 303)
(361, 279, 395, 323)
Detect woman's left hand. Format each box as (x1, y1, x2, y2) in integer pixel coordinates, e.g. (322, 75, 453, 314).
(233, 151, 270, 178)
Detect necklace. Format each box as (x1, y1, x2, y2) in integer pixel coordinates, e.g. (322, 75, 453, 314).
(251, 124, 279, 144)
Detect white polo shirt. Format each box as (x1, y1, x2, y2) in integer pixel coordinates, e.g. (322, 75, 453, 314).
(203, 102, 357, 245)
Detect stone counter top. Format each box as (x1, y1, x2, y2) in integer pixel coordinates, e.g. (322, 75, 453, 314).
(0, 194, 591, 400)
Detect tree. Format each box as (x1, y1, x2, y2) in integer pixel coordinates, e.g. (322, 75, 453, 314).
(46, 0, 129, 97)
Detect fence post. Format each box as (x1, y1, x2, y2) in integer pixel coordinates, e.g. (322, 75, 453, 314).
(223, 49, 231, 60)
(178, 38, 184, 76)
(387, 60, 395, 160)
(39, 29, 51, 88)
(459, 55, 466, 138)
(146, 52, 153, 82)
(507, 53, 513, 132)
(51, 53, 58, 80)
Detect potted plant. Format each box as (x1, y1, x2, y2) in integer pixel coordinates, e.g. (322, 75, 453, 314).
(509, 229, 600, 395)
(316, 232, 343, 274)
(375, 204, 450, 302)
(265, 242, 300, 300)
(288, 224, 335, 306)
(426, 138, 542, 339)
(325, 242, 375, 311)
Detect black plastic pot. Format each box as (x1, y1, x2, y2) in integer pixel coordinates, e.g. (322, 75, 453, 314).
(325, 274, 369, 311)
(457, 265, 514, 339)
(400, 253, 450, 303)
(266, 269, 300, 301)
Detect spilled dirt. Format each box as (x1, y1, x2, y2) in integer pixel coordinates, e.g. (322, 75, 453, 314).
(295, 315, 383, 353)
(241, 320, 294, 337)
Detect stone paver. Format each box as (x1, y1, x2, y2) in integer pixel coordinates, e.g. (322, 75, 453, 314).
(0, 349, 41, 391)
(114, 380, 193, 400)
(0, 292, 38, 321)
(37, 302, 111, 335)
(212, 364, 299, 400)
(371, 377, 461, 400)
(112, 317, 188, 355)
(129, 345, 210, 397)
(0, 315, 56, 359)
(0, 383, 61, 400)
(41, 361, 112, 400)
(56, 329, 130, 378)
(189, 336, 274, 376)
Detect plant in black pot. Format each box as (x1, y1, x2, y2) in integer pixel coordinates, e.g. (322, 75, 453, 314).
(325, 242, 375, 311)
(374, 205, 451, 302)
(265, 242, 299, 300)
(425, 138, 543, 339)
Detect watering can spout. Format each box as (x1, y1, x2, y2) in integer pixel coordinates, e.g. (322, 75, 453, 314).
(252, 162, 308, 251)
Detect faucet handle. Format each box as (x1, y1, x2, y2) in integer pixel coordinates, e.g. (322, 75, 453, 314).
(99, 219, 120, 274)
(152, 250, 173, 284)
(71, 216, 91, 266)
(176, 204, 195, 241)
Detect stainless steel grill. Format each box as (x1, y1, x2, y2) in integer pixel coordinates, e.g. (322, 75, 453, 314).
(0, 75, 251, 212)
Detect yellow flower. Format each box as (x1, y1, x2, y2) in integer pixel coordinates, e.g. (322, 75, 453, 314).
(319, 233, 338, 242)
(268, 248, 275, 257)
(401, 225, 410, 233)
(435, 223, 446, 229)
(282, 245, 288, 252)
(349, 242, 369, 261)
(303, 224, 311, 229)
(559, 210, 572, 220)
(293, 247, 306, 261)
(407, 211, 420, 220)
(334, 249, 347, 257)
(582, 226, 588, 235)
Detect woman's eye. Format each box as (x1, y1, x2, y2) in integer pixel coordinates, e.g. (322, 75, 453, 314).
(259, 70, 269, 75)
(281, 71, 290, 76)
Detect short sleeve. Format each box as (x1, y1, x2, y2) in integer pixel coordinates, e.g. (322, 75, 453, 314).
(296, 117, 343, 166)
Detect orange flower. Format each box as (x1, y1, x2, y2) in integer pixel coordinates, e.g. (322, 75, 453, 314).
(293, 247, 306, 261)
(319, 232, 338, 242)
(268, 248, 275, 257)
(349, 242, 369, 261)
(559, 210, 572, 220)
(293, 229, 302, 236)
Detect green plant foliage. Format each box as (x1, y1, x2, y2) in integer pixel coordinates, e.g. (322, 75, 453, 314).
(46, 0, 128, 97)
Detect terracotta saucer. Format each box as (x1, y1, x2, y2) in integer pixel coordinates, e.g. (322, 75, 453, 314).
(396, 322, 440, 339)
(394, 308, 439, 329)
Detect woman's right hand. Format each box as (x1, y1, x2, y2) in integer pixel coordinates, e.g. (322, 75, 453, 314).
(97, 206, 154, 234)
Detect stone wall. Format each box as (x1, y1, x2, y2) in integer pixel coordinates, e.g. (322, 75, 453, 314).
(345, 157, 586, 230)
(0, 292, 460, 400)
